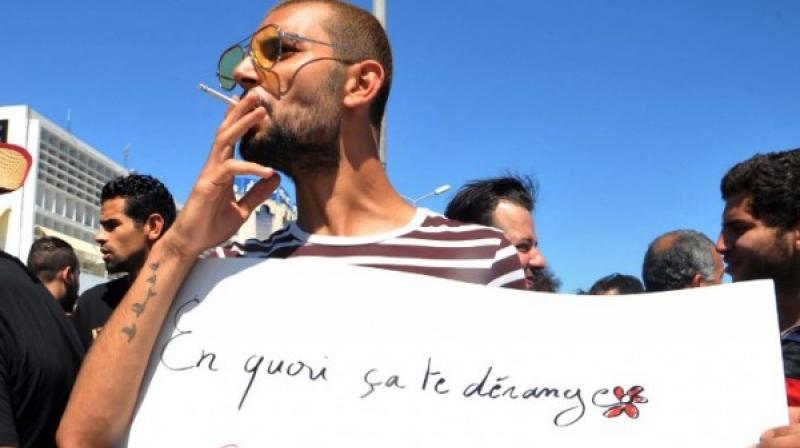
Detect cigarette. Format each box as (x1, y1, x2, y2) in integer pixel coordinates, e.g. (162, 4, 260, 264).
(198, 83, 237, 106)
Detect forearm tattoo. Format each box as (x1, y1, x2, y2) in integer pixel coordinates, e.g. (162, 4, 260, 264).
(121, 261, 160, 343)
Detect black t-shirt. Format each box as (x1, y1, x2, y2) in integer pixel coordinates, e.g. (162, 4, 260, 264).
(72, 276, 131, 350)
(0, 251, 84, 447)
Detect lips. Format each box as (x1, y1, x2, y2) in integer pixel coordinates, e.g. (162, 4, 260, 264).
(243, 89, 273, 116)
(523, 266, 535, 290)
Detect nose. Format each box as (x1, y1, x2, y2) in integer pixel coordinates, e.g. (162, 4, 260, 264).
(234, 55, 260, 91)
(95, 230, 107, 246)
(528, 247, 547, 270)
(715, 233, 728, 255)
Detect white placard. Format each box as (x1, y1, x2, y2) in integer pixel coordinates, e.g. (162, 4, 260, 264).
(128, 258, 787, 447)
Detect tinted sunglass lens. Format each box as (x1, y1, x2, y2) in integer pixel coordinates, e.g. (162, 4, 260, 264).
(217, 46, 245, 90)
(252, 26, 280, 70)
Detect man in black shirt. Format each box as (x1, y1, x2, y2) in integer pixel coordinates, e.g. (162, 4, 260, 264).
(0, 142, 84, 447)
(26, 236, 81, 314)
(72, 174, 176, 349)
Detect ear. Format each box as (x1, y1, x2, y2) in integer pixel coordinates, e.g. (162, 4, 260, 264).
(144, 213, 166, 243)
(58, 266, 72, 283)
(342, 60, 384, 111)
(690, 274, 704, 288)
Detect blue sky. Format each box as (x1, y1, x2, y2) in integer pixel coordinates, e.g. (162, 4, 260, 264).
(4, 0, 800, 292)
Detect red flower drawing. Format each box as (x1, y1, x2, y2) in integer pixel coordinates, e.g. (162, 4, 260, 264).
(603, 386, 648, 419)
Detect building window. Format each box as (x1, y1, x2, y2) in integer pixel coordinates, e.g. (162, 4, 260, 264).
(44, 189, 54, 212)
(36, 186, 45, 207)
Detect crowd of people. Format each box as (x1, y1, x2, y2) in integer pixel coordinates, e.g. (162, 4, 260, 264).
(1, 0, 799, 446)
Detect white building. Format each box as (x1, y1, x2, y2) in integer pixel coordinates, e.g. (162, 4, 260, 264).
(1, 105, 296, 283)
(232, 179, 297, 242)
(0, 105, 127, 277)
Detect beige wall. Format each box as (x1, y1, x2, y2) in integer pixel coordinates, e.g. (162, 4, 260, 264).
(233, 198, 297, 242)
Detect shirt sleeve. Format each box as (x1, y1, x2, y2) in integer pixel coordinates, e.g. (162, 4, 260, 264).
(486, 237, 527, 290)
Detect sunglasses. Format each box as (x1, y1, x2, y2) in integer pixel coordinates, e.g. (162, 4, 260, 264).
(216, 24, 341, 92)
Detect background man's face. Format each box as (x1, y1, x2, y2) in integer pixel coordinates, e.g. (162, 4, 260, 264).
(96, 197, 149, 274)
(717, 195, 795, 282)
(492, 200, 547, 290)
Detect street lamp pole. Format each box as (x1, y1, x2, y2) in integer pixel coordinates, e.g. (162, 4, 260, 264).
(402, 183, 452, 205)
(372, 0, 387, 166)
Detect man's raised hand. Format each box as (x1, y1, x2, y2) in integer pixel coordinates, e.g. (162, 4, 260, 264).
(164, 94, 279, 258)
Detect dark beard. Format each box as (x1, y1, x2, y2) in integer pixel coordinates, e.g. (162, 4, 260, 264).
(239, 67, 344, 181)
(61, 280, 79, 313)
(239, 65, 344, 179)
(105, 247, 147, 276)
(239, 118, 340, 179)
(734, 235, 794, 283)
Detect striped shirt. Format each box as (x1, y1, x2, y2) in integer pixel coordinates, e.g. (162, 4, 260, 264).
(208, 208, 526, 289)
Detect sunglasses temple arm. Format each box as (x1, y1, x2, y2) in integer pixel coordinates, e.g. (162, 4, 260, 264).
(276, 57, 345, 96)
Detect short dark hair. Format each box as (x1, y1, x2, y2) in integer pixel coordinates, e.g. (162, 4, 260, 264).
(588, 273, 644, 295)
(721, 148, 800, 230)
(445, 175, 537, 226)
(27, 236, 79, 282)
(272, 0, 392, 128)
(642, 230, 716, 292)
(101, 174, 176, 232)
